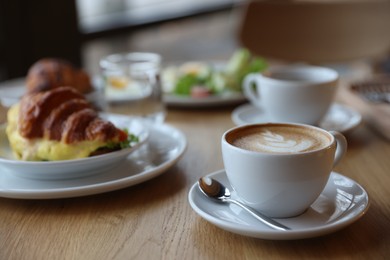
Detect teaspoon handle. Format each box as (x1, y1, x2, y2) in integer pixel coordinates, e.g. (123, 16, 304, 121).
(225, 198, 290, 231)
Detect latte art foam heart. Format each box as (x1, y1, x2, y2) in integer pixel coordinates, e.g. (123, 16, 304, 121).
(228, 125, 331, 154)
(255, 130, 313, 153)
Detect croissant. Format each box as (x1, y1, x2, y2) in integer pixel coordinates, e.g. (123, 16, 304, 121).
(6, 86, 128, 161)
(26, 58, 93, 94)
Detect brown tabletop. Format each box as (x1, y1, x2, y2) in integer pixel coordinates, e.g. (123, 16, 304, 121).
(1, 73, 389, 259)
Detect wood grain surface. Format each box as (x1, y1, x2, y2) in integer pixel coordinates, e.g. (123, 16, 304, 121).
(1, 83, 390, 259)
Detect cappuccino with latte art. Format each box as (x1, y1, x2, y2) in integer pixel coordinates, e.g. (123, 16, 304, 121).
(221, 123, 348, 218)
(227, 125, 331, 154)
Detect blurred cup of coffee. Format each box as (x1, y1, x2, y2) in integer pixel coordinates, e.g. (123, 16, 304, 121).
(243, 65, 338, 125)
(221, 123, 347, 218)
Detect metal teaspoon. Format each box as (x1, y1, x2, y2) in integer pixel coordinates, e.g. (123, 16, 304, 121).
(198, 177, 290, 231)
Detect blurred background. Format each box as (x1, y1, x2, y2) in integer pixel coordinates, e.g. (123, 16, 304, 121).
(0, 0, 245, 80)
(1, 0, 389, 80)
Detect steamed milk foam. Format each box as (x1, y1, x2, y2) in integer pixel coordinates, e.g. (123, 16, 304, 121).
(228, 124, 331, 154)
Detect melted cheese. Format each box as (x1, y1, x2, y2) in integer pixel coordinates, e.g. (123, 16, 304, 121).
(6, 104, 107, 161)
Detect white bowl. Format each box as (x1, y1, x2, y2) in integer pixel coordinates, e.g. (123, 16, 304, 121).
(0, 114, 148, 180)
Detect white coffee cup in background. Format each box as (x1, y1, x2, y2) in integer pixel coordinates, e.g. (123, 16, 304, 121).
(243, 65, 339, 125)
(221, 122, 347, 218)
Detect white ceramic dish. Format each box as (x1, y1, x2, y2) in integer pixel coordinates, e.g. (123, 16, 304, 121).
(0, 122, 186, 199)
(188, 169, 369, 240)
(0, 78, 25, 107)
(94, 71, 246, 107)
(163, 92, 246, 107)
(0, 114, 148, 180)
(0, 78, 106, 110)
(231, 103, 362, 133)
(0, 76, 246, 108)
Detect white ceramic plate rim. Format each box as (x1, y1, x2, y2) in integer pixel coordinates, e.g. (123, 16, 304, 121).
(0, 76, 246, 108)
(231, 103, 362, 133)
(188, 170, 370, 240)
(163, 92, 246, 107)
(0, 122, 187, 199)
(0, 79, 26, 107)
(0, 78, 105, 106)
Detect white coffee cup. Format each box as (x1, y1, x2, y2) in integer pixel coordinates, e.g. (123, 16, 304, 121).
(221, 122, 347, 218)
(243, 65, 339, 125)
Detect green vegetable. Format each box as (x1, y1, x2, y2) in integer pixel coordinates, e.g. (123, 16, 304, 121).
(170, 48, 267, 96)
(225, 48, 252, 76)
(225, 48, 267, 91)
(119, 132, 139, 149)
(174, 74, 206, 95)
(105, 129, 139, 150)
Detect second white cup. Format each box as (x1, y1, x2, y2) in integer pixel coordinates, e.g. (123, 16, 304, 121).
(243, 65, 339, 125)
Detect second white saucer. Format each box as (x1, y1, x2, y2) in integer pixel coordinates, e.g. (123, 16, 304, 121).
(231, 103, 362, 133)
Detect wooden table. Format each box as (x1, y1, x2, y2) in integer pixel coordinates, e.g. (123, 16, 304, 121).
(1, 78, 389, 259)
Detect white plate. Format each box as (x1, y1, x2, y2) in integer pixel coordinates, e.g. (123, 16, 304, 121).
(163, 92, 246, 108)
(188, 170, 369, 240)
(0, 78, 25, 107)
(0, 78, 106, 110)
(0, 114, 148, 180)
(0, 77, 246, 108)
(0, 122, 186, 199)
(231, 103, 362, 133)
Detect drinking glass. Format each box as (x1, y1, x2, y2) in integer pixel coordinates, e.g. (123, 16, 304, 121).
(100, 52, 166, 124)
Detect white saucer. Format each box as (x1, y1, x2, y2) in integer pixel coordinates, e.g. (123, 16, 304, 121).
(231, 103, 362, 133)
(188, 170, 369, 240)
(0, 123, 187, 199)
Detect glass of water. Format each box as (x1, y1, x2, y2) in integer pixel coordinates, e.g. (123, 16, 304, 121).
(100, 52, 166, 124)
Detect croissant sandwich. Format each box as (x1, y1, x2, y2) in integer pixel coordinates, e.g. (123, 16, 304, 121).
(26, 58, 93, 94)
(6, 86, 137, 161)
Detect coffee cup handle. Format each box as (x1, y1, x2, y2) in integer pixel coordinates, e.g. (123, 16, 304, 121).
(330, 131, 347, 167)
(243, 74, 262, 107)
